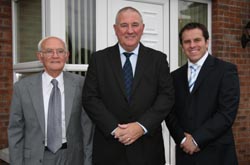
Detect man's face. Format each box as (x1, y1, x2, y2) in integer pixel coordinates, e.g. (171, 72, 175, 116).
(37, 37, 69, 77)
(114, 10, 144, 52)
(181, 28, 208, 63)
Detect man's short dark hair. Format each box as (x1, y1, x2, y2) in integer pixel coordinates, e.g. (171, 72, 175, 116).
(179, 22, 209, 45)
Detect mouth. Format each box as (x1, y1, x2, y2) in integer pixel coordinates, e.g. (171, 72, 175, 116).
(50, 61, 61, 64)
(189, 49, 199, 54)
(125, 35, 136, 39)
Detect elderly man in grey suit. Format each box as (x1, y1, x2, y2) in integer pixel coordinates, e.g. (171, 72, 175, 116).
(8, 36, 93, 165)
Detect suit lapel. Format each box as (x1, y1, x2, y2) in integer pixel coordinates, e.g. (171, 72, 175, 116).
(108, 44, 127, 98)
(131, 44, 151, 95)
(29, 73, 46, 135)
(192, 55, 215, 93)
(64, 72, 76, 130)
(108, 44, 153, 100)
(180, 63, 190, 93)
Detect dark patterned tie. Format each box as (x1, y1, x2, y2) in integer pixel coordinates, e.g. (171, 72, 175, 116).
(47, 79, 62, 153)
(123, 52, 133, 102)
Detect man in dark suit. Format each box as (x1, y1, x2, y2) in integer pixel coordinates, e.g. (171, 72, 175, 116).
(165, 22, 240, 165)
(8, 36, 93, 165)
(82, 6, 174, 165)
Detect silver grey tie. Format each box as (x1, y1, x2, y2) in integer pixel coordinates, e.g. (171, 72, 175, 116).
(47, 79, 62, 153)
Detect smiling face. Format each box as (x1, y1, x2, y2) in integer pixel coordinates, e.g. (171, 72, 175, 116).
(113, 9, 144, 52)
(181, 28, 209, 63)
(37, 37, 69, 78)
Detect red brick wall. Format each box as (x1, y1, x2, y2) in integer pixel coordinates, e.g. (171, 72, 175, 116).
(0, 0, 12, 162)
(212, 0, 250, 164)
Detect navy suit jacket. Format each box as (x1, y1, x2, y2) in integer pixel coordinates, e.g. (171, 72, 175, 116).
(166, 55, 240, 165)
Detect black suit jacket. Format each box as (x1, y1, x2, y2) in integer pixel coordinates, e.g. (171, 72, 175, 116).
(83, 43, 174, 165)
(166, 55, 240, 165)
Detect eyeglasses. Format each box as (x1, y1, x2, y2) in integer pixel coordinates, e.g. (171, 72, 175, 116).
(40, 48, 67, 57)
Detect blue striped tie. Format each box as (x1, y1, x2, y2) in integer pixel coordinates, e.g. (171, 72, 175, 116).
(189, 65, 198, 92)
(123, 52, 133, 102)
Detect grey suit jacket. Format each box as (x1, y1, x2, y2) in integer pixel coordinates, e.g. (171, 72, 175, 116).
(8, 71, 93, 165)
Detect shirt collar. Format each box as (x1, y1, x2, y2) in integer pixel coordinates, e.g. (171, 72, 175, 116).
(43, 71, 64, 88)
(188, 51, 209, 67)
(118, 43, 140, 56)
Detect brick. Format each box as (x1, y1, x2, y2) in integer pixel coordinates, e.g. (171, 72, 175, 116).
(0, 0, 12, 153)
(212, 0, 250, 164)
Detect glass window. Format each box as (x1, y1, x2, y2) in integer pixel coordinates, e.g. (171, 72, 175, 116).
(66, 0, 96, 66)
(15, 0, 42, 63)
(178, 1, 208, 66)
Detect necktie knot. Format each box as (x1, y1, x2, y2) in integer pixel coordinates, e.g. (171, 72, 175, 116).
(51, 79, 58, 87)
(190, 65, 198, 74)
(123, 52, 133, 58)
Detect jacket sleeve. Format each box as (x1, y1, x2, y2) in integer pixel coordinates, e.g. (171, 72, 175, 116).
(137, 53, 175, 134)
(81, 107, 94, 165)
(8, 83, 24, 165)
(193, 64, 240, 148)
(82, 53, 119, 137)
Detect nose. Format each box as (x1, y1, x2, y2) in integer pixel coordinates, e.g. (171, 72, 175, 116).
(127, 25, 134, 33)
(51, 50, 60, 57)
(190, 41, 195, 47)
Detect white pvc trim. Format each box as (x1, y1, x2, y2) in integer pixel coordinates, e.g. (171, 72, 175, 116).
(13, 61, 89, 73)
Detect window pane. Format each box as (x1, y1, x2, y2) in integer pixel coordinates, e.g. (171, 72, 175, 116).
(15, 0, 42, 63)
(178, 1, 208, 66)
(66, 0, 96, 66)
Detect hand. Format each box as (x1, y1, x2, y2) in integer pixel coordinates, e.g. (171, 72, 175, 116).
(113, 122, 144, 145)
(180, 132, 200, 155)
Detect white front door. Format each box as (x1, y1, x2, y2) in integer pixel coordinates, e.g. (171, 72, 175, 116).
(96, 0, 175, 164)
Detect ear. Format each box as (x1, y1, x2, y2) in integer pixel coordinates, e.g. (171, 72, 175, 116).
(65, 51, 70, 62)
(113, 24, 118, 36)
(36, 51, 43, 62)
(205, 39, 209, 49)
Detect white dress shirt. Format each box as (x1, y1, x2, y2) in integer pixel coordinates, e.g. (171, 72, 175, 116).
(119, 44, 139, 76)
(187, 51, 209, 83)
(42, 72, 66, 146)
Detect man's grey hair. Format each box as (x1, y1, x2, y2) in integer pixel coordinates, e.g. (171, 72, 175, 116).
(37, 36, 68, 51)
(115, 6, 143, 24)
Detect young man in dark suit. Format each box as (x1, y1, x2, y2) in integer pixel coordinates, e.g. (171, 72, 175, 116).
(83, 6, 174, 165)
(165, 22, 240, 165)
